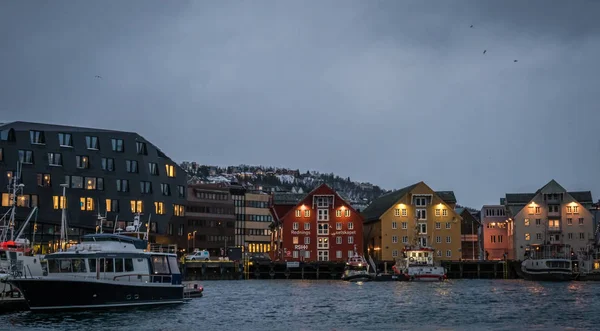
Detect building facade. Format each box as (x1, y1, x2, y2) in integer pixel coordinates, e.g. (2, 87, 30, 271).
(243, 191, 272, 253)
(457, 208, 481, 260)
(0, 121, 187, 253)
(506, 180, 595, 260)
(362, 182, 462, 262)
(480, 205, 511, 260)
(177, 183, 235, 256)
(269, 184, 363, 262)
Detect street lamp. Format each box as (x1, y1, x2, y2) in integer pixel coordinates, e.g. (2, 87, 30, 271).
(187, 232, 191, 252)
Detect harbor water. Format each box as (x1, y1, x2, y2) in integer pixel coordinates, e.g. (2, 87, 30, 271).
(1, 279, 599, 331)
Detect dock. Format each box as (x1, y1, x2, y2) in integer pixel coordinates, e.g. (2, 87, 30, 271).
(441, 260, 519, 279)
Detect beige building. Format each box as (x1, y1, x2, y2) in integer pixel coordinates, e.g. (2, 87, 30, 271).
(244, 191, 272, 253)
(362, 182, 462, 262)
(507, 180, 595, 260)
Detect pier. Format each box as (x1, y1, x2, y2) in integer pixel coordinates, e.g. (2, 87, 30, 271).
(441, 260, 519, 279)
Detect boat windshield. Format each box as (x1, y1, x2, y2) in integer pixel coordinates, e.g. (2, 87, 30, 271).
(151, 255, 170, 274)
(346, 265, 367, 271)
(167, 256, 180, 274)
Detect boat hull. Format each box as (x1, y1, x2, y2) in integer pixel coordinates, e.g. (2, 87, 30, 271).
(7, 278, 184, 311)
(520, 270, 575, 281)
(408, 274, 446, 282)
(374, 274, 409, 281)
(341, 274, 373, 282)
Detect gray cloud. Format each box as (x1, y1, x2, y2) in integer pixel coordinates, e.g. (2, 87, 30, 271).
(1, 0, 599, 207)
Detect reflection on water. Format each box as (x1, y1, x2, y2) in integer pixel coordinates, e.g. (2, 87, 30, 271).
(1, 280, 600, 331)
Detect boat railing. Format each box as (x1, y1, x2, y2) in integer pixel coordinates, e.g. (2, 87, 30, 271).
(113, 273, 173, 284)
(149, 244, 177, 254)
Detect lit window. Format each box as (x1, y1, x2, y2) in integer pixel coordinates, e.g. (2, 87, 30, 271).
(37, 173, 51, 187)
(173, 204, 185, 216)
(295, 210, 301, 217)
(76, 156, 89, 169)
(345, 209, 350, 217)
(401, 209, 407, 216)
(524, 219, 530, 226)
(442, 209, 448, 216)
(304, 210, 310, 217)
(53, 196, 67, 209)
(293, 237, 299, 244)
(106, 199, 119, 212)
(525, 233, 531, 241)
(80, 197, 94, 211)
(435, 209, 441, 217)
(165, 164, 175, 177)
(1, 193, 13, 207)
(336, 210, 342, 217)
(130, 200, 143, 213)
(154, 202, 165, 215)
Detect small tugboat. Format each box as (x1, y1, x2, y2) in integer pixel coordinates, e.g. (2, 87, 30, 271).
(184, 283, 204, 298)
(399, 246, 447, 282)
(341, 245, 373, 282)
(5, 233, 185, 311)
(520, 244, 575, 281)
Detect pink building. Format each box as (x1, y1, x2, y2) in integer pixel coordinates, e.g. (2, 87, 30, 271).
(481, 205, 511, 260)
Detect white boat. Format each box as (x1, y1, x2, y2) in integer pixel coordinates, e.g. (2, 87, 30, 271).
(399, 246, 447, 282)
(341, 245, 373, 282)
(520, 244, 575, 281)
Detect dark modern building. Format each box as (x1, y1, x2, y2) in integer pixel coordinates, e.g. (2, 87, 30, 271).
(0, 121, 187, 253)
(179, 183, 235, 256)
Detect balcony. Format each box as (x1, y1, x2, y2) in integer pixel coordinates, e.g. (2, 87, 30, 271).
(461, 234, 478, 242)
(547, 226, 561, 233)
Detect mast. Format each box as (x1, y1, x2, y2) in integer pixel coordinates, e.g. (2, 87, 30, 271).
(8, 161, 23, 242)
(59, 183, 68, 251)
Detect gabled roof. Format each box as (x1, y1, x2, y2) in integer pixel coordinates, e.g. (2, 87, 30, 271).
(0, 121, 131, 134)
(361, 182, 457, 222)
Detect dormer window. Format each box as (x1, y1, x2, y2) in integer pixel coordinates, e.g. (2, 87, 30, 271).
(413, 196, 427, 206)
(30, 130, 45, 145)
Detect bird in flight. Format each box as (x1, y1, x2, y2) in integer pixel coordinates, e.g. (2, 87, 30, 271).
(483, 50, 487, 54)
(514, 60, 518, 62)
(95, 75, 102, 79)
(470, 25, 473, 28)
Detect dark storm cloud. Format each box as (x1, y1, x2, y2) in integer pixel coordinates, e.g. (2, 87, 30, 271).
(1, 0, 599, 207)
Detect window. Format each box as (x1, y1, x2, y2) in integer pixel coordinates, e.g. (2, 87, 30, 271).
(416, 209, 427, 220)
(446, 250, 451, 257)
(295, 210, 301, 217)
(437, 250, 442, 257)
(414, 197, 427, 206)
(48, 152, 62, 166)
(58, 133, 72, 147)
(126, 160, 138, 173)
(536, 233, 542, 240)
(161, 183, 171, 196)
(85, 177, 103, 190)
(116, 179, 129, 192)
(140, 181, 152, 194)
(174, 204, 185, 216)
(579, 218, 584, 225)
(304, 251, 310, 259)
(436, 236, 441, 243)
(345, 209, 350, 217)
(580, 233, 585, 240)
(336, 237, 342, 244)
(442, 209, 448, 216)
(435, 209, 441, 217)
(446, 236, 451, 243)
(318, 223, 328, 235)
(336, 222, 342, 230)
(86, 136, 99, 150)
(336, 251, 342, 259)
(525, 233, 531, 241)
(293, 251, 298, 258)
(402, 236, 408, 244)
(0, 148, 3, 162)
(130, 200, 143, 213)
(318, 250, 329, 261)
(348, 222, 354, 230)
(106, 199, 119, 212)
(304, 223, 310, 230)
(293, 222, 299, 230)
(317, 237, 329, 249)
(528, 206, 534, 214)
(70, 176, 83, 189)
(136, 141, 147, 155)
(348, 250, 354, 258)
(336, 210, 342, 217)
(392, 235, 398, 243)
(498, 235, 503, 243)
(304, 237, 310, 245)
(524, 219, 530, 226)
(53, 196, 67, 209)
(293, 237, 299, 244)
(535, 206, 541, 214)
(102, 158, 115, 171)
(178, 186, 185, 198)
(548, 219, 560, 230)
(18, 150, 33, 164)
(573, 206, 579, 213)
(445, 222, 451, 229)
(392, 221, 397, 229)
(155, 202, 165, 215)
(111, 138, 124, 152)
(401, 222, 407, 229)
(30, 130, 45, 144)
(148, 162, 159, 175)
(76, 156, 89, 169)
(491, 235, 496, 243)
(304, 210, 310, 217)
(535, 219, 541, 226)
(568, 233, 573, 240)
(165, 164, 175, 177)
(435, 222, 441, 229)
(80, 197, 94, 211)
(348, 236, 354, 244)
(401, 209, 407, 216)
(37, 173, 51, 187)
(548, 205, 559, 213)
(419, 237, 427, 247)
(419, 223, 427, 234)
(0, 129, 15, 141)
(567, 218, 573, 225)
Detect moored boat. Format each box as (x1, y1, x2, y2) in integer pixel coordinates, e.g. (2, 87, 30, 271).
(341, 246, 373, 282)
(520, 244, 575, 281)
(6, 233, 185, 311)
(399, 246, 447, 282)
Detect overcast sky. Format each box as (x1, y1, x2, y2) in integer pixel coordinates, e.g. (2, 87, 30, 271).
(1, 0, 599, 208)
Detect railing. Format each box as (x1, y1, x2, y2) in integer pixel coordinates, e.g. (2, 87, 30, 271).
(460, 234, 478, 242)
(113, 273, 173, 284)
(149, 244, 177, 254)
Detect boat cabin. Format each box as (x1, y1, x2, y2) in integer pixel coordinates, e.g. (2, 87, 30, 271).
(44, 234, 182, 285)
(403, 246, 435, 267)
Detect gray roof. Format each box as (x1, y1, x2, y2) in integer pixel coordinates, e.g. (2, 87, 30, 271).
(272, 192, 307, 205)
(505, 191, 593, 205)
(361, 182, 457, 223)
(0, 121, 133, 134)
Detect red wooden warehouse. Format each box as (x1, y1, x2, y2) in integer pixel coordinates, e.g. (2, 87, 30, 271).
(270, 184, 364, 262)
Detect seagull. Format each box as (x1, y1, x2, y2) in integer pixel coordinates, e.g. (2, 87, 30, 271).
(483, 50, 487, 54)
(470, 25, 473, 28)
(95, 75, 102, 79)
(514, 60, 518, 62)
